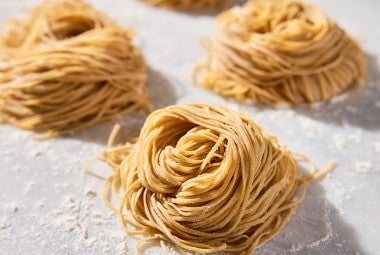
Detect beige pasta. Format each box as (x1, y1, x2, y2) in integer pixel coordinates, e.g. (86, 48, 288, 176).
(0, 0, 151, 138)
(140, 0, 229, 10)
(195, 0, 367, 105)
(98, 104, 333, 254)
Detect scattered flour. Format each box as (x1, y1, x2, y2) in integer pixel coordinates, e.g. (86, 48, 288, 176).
(55, 183, 71, 191)
(5, 202, 18, 213)
(14, 165, 22, 172)
(332, 134, 347, 150)
(374, 142, 380, 152)
(345, 105, 358, 114)
(23, 182, 36, 195)
(31, 149, 42, 158)
(0, 217, 11, 230)
(298, 116, 322, 138)
(8, 189, 129, 254)
(330, 93, 349, 104)
(355, 161, 377, 174)
(84, 187, 97, 198)
(327, 180, 358, 206)
(310, 101, 323, 109)
(331, 131, 362, 150)
(36, 199, 46, 209)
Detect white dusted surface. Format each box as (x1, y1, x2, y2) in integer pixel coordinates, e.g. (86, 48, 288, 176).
(0, 0, 379, 254)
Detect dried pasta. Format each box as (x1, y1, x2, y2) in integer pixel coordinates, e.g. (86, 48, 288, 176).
(98, 104, 334, 254)
(0, 0, 151, 138)
(194, 0, 367, 105)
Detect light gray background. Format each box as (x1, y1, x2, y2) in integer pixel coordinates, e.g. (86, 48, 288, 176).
(0, 0, 379, 254)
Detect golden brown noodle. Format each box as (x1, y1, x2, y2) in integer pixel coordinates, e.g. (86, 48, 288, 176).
(0, 0, 151, 138)
(140, 0, 229, 10)
(194, 0, 367, 105)
(98, 104, 334, 254)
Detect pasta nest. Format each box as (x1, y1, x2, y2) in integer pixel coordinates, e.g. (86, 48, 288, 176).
(102, 104, 307, 254)
(0, 0, 151, 138)
(196, 0, 367, 105)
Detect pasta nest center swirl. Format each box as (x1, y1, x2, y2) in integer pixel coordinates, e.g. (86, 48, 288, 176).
(146, 126, 227, 194)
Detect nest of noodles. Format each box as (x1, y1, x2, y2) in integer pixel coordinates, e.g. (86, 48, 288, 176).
(0, 0, 151, 138)
(195, 0, 367, 105)
(98, 104, 328, 254)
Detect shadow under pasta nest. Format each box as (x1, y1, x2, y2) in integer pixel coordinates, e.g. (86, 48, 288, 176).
(256, 182, 370, 255)
(69, 67, 179, 145)
(294, 54, 380, 131)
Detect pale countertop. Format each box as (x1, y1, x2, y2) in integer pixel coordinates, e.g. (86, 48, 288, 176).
(0, 0, 379, 254)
